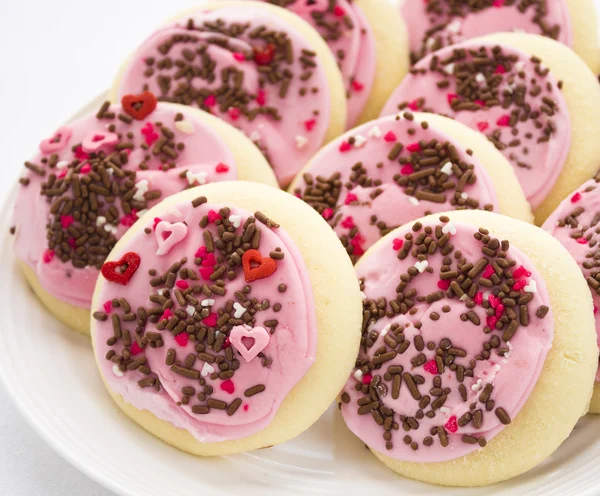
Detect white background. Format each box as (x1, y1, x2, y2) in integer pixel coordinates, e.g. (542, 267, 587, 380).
(0, 2, 204, 494)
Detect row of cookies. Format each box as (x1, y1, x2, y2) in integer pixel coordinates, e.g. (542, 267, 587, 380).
(10, 0, 600, 489)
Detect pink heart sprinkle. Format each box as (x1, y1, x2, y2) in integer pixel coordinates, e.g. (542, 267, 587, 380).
(155, 221, 188, 256)
(401, 165, 414, 175)
(103, 300, 112, 313)
(477, 121, 489, 132)
(407, 143, 421, 153)
(228, 107, 241, 120)
(424, 360, 438, 374)
(333, 4, 345, 16)
(408, 100, 419, 111)
(61, 215, 74, 229)
(175, 280, 189, 290)
(202, 253, 216, 267)
(204, 95, 216, 107)
(345, 193, 358, 205)
(39, 126, 73, 154)
(82, 131, 119, 153)
(120, 210, 138, 227)
(486, 315, 498, 329)
(130, 342, 143, 355)
(215, 163, 229, 174)
(437, 279, 451, 291)
(195, 246, 207, 258)
(233, 52, 245, 62)
(304, 119, 316, 131)
(482, 264, 495, 279)
(445, 415, 458, 433)
(42, 249, 55, 264)
(495, 64, 506, 74)
(207, 210, 221, 223)
(220, 380, 235, 394)
(351, 80, 364, 91)
(392, 238, 404, 251)
(256, 90, 266, 106)
(339, 141, 351, 152)
(203, 313, 218, 327)
(577, 237, 588, 245)
(571, 192, 582, 203)
(229, 325, 271, 363)
(174, 333, 189, 347)
(383, 131, 397, 142)
(322, 208, 334, 220)
(497, 115, 510, 127)
(341, 216, 354, 229)
(350, 234, 365, 256)
(512, 265, 531, 279)
(160, 309, 173, 322)
(513, 279, 527, 291)
(199, 266, 214, 281)
(362, 373, 373, 385)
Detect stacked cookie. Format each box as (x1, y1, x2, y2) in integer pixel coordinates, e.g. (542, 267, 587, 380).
(10, 0, 600, 489)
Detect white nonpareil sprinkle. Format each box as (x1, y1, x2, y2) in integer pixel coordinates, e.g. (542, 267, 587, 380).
(233, 302, 246, 319)
(186, 170, 208, 186)
(354, 369, 363, 381)
(186, 305, 196, 317)
(201, 362, 215, 377)
(408, 196, 420, 206)
(201, 299, 215, 307)
(440, 162, 453, 176)
(414, 260, 428, 273)
(353, 134, 367, 148)
(229, 214, 242, 228)
(444, 63, 455, 75)
(56, 160, 69, 169)
(96, 216, 107, 227)
(368, 126, 382, 138)
(133, 179, 149, 202)
(112, 364, 124, 377)
(442, 222, 457, 235)
(295, 135, 308, 149)
(524, 280, 537, 293)
(174, 120, 195, 134)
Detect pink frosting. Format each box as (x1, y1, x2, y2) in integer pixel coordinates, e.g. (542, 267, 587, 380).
(91, 200, 317, 442)
(292, 114, 499, 262)
(261, 0, 376, 127)
(341, 218, 553, 462)
(12, 102, 237, 309)
(116, 4, 334, 186)
(401, 0, 572, 63)
(380, 41, 571, 209)
(542, 177, 600, 381)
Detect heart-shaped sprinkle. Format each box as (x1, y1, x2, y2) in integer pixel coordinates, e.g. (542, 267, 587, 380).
(155, 221, 188, 256)
(229, 214, 242, 228)
(82, 131, 119, 153)
(121, 91, 158, 120)
(101, 252, 141, 285)
(242, 249, 277, 283)
(201, 362, 215, 377)
(220, 380, 235, 394)
(233, 302, 246, 318)
(229, 325, 271, 363)
(174, 119, 195, 134)
(39, 126, 72, 154)
(203, 313, 217, 327)
(414, 260, 428, 273)
(174, 333, 189, 347)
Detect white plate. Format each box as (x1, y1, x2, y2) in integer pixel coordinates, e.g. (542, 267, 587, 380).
(2, 86, 600, 495)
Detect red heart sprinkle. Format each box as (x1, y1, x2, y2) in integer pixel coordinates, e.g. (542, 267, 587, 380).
(233, 52, 245, 62)
(384, 131, 397, 142)
(350, 234, 365, 256)
(242, 249, 277, 283)
(392, 238, 404, 251)
(220, 380, 235, 394)
(513, 265, 531, 279)
(496, 115, 510, 127)
(101, 252, 141, 285)
(445, 416, 458, 433)
(160, 309, 173, 322)
(175, 280, 189, 290)
(341, 216, 354, 229)
(407, 142, 421, 152)
(424, 360, 438, 374)
(344, 192, 358, 205)
(495, 64, 506, 74)
(256, 90, 266, 106)
(195, 246, 207, 258)
(401, 164, 414, 175)
(304, 119, 316, 131)
(204, 95, 216, 107)
(577, 237, 588, 245)
(474, 292, 483, 305)
(571, 192, 582, 203)
(351, 80, 364, 91)
(215, 163, 229, 174)
(199, 266, 214, 281)
(437, 279, 451, 290)
(362, 373, 373, 385)
(333, 5, 345, 16)
(339, 141, 351, 152)
(408, 100, 419, 111)
(207, 210, 221, 223)
(322, 208, 334, 220)
(130, 342, 143, 355)
(513, 279, 527, 291)
(203, 313, 218, 327)
(477, 121, 489, 132)
(121, 92, 158, 120)
(254, 44, 275, 65)
(174, 333, 189, 347)
(103, 300, 112, 313)
(228, 107, 241, 120)
(447, 93, 458, 105)
(42, 249, 55, 264)
(202, 253, 216, 267)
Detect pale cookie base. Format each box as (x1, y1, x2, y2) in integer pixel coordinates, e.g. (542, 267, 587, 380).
(108, 1, 348, 177)
(354, 0, 409, 125)
(16, 101, 277, 336)
(356, 210, 597, 487)
(567, 0, 600, 75)
(477, 33, 600, 226)
(91, 181, 363, 455)
(288, 113, 534, 224)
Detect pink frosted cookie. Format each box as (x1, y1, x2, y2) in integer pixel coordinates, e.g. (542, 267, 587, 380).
(11, 95, 276, 334)
(290, 112, 531, 263)
(90, 182, 361, 455)
(400, 0, 599, 73)
(542, 171, 600, 413)
(380, 33, 600, 224)
(340, 210, 596, 486)
(110, 1, 348, 187)
(260, 0, 408, 127)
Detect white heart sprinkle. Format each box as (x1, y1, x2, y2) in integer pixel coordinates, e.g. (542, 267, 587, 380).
(229, 214, 242, 228)
(354, 369, 363, 381)
(201, 299, 215, 307)
(461, 192, 468, 200)
(408, 197, 420, 206)
(56, 160, 69, 169)
(295, 135, 308, 149)
(353, 135, 367, 148)
(113, 364, 124, 377)
(444, 63, 455, 74)
(186, 305, 196, 316)
(475, 72, 486, 84)
(426, 37, 435, 48)
(201, 362, 215, 377)
(104, 224, 118, 235)
(186, 170, 208, 186)
(250, 130, 262, 141)
(447, 19, 461, 33)
(442, 222, 457, 235)
(233, 302, 246, 319)
(414, 260, 428, 273)
(96, 216, 107, 226)
(524, 280, 537, 293)
(471, 379, 483, 392)
(133, 179, 149, 202)
(174, 119, 195, 134)
(515, 61, 525, 72)
(368, 126, 382, 138)
(440, 162, 454, 176)
(106, 168, 114, 177)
